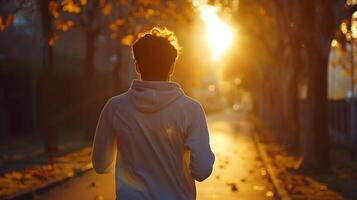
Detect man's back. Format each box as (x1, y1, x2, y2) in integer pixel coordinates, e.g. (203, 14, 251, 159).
(92, 80, 215, 200)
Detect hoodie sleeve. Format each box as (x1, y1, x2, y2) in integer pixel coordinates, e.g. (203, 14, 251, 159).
(92, 99, 117, 174)
(185, 103, 215, 182)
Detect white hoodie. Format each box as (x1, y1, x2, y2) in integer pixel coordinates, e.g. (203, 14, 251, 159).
(92, 80, 215, 200)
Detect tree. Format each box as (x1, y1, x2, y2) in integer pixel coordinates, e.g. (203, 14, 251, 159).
(38, 0, 59, 161)
(0, 0, 60, 159)
(285, 0, 357, 169)
(230, 0, 293, 143)
(231, 0, 357, 169)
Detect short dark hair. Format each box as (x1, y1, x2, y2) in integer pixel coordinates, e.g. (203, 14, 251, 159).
(132, 27, 180, 80)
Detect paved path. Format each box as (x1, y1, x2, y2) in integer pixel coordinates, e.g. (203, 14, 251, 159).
(36, 111, 275, 200)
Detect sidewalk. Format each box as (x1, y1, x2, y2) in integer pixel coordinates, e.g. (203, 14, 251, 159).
(196, 111, 276, 200)
(253, 124, 357, 200)
(0, 132, 92, 200)
(0, 147, 92, 199)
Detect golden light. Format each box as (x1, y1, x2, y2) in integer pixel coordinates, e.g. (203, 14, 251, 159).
(208, 84, 216, 92)
(200, 5, 234, 61)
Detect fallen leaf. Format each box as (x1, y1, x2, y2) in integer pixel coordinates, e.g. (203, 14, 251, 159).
(266, 191, 274, 197)
(319, 185, 327, 191)
(226, 183, 238, 192)
(253, 185, 265, 191)
(90, 181, 96, 187)
(261, 168, 267, 176)
(94, 194, 104, 200)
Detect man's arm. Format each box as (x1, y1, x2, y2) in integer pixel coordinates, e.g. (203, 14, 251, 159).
(91, 100, 117, 174)
(185, 103, 215, 181)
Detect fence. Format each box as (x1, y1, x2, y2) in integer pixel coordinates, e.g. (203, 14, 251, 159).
(328, 99, 357, 146)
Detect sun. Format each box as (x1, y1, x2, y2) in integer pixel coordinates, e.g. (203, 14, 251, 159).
(200, 5, 234, 61)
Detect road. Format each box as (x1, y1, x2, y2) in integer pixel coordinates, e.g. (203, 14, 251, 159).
(35, 111, 275, 200)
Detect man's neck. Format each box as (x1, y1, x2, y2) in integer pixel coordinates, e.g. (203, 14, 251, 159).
(141, 76, 169, 81)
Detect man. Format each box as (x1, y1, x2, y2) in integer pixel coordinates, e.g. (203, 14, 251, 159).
(92, 27, 215, 200)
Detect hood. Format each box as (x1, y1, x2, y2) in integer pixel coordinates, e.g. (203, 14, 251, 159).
(128, 80, 184, 113)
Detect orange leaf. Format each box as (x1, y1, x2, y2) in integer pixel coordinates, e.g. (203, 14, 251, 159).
(102, 3, 112, 16)
(109, 23, 118, 31)
(6, 15, 15, 27)
(48, 0, 59, 18)
(115, 19, 125, 26)
(342, 67, 351, 77)
(145, 9, 154, 19)
(48, 34, 58, 46)
(62, 24, 69, 32)
(54, 19, 72, 32)
(80, 0, 87, 6)
(55, 21, 62, 30)
(0, 25, 6, 32)
(121, 34, 134, 46)
(0, 16, 5, 31)
(67, 20, 74, 27)
(94, 195, 104, 200)
(62, 1, 81, 13)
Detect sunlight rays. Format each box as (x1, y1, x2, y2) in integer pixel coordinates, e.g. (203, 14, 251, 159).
(199, 5, 234, 61)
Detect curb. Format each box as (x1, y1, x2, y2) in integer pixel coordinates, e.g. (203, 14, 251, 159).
(252, 131, 291, 200)
(2, 164, 93, 200)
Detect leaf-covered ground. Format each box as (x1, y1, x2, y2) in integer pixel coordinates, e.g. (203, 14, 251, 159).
(0, 147, 92, 199)
(257, 130, 357, 200)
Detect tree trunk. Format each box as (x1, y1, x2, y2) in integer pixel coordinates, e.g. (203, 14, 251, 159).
(84, 31, 97, 138)
(39, 0, 57, 159)
(280, 42, 301, 150)
(285, 63, 300, 150)
(301, 41, 331, 169)
(272, 64, 285, 142)
(265, 72, 275, 129)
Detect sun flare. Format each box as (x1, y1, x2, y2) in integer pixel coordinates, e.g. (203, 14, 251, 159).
(200, 5, 234, 61)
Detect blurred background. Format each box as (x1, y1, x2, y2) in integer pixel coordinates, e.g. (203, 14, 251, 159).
(0, 0, 357, 199)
